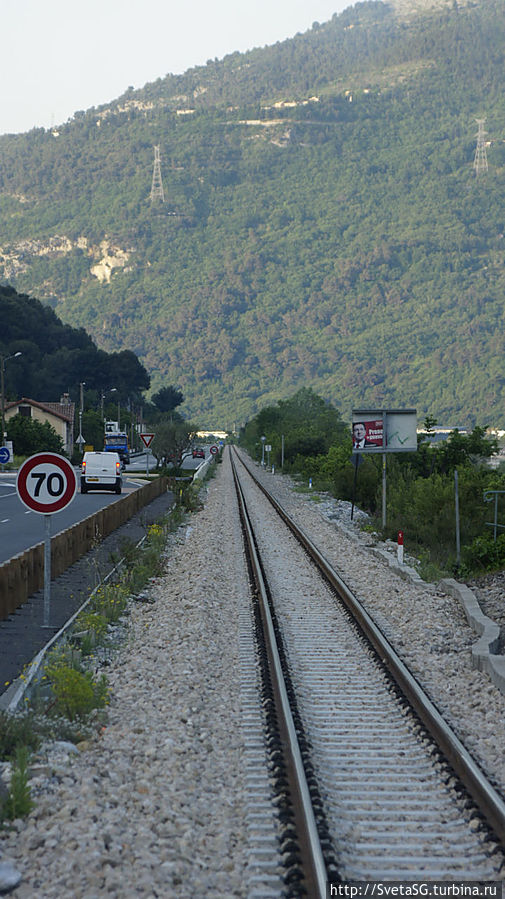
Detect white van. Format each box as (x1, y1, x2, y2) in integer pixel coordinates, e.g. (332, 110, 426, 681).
(81, 451, 122, 494)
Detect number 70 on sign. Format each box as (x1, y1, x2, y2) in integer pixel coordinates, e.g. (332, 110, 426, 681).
(16, 453, 77, 515)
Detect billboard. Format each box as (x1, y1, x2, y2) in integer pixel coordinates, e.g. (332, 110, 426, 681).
(352, 418, 384, 450)
(352, 409, 417, 454)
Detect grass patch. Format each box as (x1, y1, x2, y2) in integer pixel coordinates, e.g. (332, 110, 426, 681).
(1, 746, 33, 822)
(293, 486, 323, 500)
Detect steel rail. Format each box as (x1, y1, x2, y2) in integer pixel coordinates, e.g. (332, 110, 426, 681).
(233, 448, 505, 849)
(231, 453, 329, 898)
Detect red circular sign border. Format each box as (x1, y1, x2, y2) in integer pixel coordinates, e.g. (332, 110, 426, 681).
(17, 453, 77, 514)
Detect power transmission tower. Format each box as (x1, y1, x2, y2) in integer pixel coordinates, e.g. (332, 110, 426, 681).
(150, 145, 165, 203)
(473, 118, 488, 176)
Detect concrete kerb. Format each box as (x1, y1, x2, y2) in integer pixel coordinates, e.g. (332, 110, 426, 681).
(322, 513, 505, 696)
(439, 578, 505, 694)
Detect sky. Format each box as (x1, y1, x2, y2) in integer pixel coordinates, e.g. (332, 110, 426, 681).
(1, 0, 354, 136)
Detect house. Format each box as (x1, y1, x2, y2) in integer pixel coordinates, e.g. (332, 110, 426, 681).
(5, 394, 75, 455)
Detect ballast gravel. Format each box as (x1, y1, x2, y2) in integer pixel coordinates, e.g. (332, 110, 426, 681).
(2, 448, 505, 896)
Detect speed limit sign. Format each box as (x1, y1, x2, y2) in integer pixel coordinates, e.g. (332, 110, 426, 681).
(16, 453, 77, 515)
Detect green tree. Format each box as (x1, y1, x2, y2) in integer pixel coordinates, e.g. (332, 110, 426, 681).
(151, 386, 184, 414)
(151, 420, 196, 468)
(6, 415, 64, 456)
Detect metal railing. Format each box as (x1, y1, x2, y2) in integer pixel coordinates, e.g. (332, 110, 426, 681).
(484, 490, 505, 541)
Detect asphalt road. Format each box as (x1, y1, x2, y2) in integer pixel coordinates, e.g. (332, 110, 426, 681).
(0, 447, 212, 565)
(0, 471, 144, 565)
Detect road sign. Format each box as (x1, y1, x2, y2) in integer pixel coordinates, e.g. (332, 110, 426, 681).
(0, 446, 11, 465)
(209, 445, 218, 455)
(140, 433, 154, 449)
(16, 453, 77, 515)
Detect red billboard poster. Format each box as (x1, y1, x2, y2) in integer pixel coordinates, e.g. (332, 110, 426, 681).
(352, 418, 384, 451)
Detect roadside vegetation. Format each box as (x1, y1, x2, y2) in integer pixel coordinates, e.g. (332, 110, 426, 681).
(240, 389, 505, 578)
(0, 479, 203, 826)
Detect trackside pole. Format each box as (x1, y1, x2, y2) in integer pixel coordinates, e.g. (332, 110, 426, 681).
(43, 514, 51, 627)
(455, 469, 461, 570)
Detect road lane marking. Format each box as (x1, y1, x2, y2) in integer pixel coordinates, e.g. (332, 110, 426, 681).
(0, 485, 16, 497)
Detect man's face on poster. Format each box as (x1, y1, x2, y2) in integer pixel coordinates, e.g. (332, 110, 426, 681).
(353, 423, 366, 443)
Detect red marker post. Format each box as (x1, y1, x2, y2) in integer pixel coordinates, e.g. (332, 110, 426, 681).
(16, 453, 77, 627)
(397, 530, 404, 565)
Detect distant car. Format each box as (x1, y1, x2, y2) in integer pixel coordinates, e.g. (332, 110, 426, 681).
(81, 451, 122, 494)
(192, 447, 205, 459)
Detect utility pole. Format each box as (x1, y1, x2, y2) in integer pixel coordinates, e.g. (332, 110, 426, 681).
(473, 118, 488, 176)
(150, 145, 165, 203)
(1, 352, 22, 446)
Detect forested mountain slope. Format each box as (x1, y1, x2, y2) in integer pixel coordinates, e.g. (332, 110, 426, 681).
(1, 0, 504, 428)
(0, 286, 150, 403)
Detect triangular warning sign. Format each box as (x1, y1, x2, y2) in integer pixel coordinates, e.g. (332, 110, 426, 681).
(140, 433, 154, 448)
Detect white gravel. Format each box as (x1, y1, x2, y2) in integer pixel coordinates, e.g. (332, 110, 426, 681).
(1, 449, 505, 896)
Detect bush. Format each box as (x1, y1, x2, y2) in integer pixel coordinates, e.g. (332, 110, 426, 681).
(0, 712, 40, 761)
(461, 533, 505, 575)
(333, 454, 381, 514)
(384, 463, 505, 569)
(44, 663, 108, 721)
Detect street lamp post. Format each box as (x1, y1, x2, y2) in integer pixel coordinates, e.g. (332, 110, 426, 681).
(101, 387, 117, 421)
(261, 435, 266, 467)
(1, 352, 22, 447)
(76, 381, 86, 455)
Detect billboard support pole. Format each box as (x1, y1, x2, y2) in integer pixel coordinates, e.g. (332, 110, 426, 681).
(382, 454, 387, 530)
(382, 411, 387, 530)
(351, 454, 359, 521)
(455, 469, 461, 570)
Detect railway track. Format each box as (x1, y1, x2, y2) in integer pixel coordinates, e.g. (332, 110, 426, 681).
(231, 448, 505, 894)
